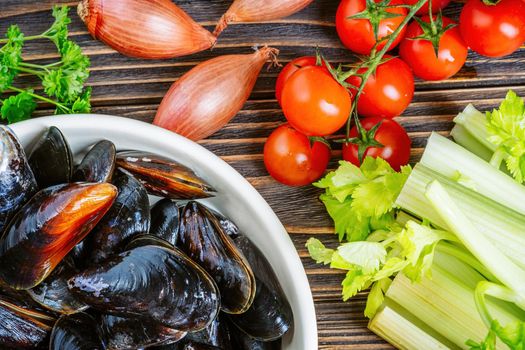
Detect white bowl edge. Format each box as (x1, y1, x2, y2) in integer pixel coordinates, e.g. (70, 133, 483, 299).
(10, 114, 318, 350)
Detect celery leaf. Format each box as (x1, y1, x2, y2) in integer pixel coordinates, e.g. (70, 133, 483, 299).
(306, 238, 334, 265)
(337, 241, 386, 274)
(364, 278, 391, 318)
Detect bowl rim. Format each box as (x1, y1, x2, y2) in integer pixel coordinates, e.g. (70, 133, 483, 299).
(10, 114, 319, 350)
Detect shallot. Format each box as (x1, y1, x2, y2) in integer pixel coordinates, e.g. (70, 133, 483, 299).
(154, 47, 279, 141)
(77, 0, 216, 59)
(214, 0, 314, 37)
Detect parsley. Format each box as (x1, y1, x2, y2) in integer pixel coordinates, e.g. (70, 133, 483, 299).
(0, 5, 91, 123)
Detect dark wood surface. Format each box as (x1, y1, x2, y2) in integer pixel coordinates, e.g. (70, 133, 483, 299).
(1, 1, 524, 348)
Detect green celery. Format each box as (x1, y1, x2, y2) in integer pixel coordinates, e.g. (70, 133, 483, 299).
(425, 181, 525, 309)
(420, 132, 525, 216)
(395, 164, 525, 269)
(453, 104, 495, 152)
(369, 299, 458, 350)
(450, 124, 493, 162)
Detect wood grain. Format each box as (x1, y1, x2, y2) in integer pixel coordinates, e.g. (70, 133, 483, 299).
(0, 0, 524, 348)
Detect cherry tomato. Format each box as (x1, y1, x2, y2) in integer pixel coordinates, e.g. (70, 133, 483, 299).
(343, 117, 411, 170)
(276, 57, 318, 106)
(399, 16, 468, 81)
(403, 0, 451, 15)
(336, 0, 408, 55)
(346, 56, 414, 118)
(264, 125, 331, 186)
(281, 66, 352, 136)
(459, 0, 525, 57)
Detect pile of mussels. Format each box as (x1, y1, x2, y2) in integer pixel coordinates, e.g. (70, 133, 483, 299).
(0, 125, 293, 349)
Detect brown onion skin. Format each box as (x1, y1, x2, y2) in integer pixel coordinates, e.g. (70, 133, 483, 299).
(154, 47, 279, 141)
(78, 0, 216, 59)
(214, 0, 314, 37)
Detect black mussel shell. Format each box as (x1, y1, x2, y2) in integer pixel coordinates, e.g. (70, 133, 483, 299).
(28, 126, 73, 189)
(229, 327, 281, 350)
(150, 199, 181, 246)
(0, 125, 38, 234)
(186, 314, 231, 350)
(100, 314, 187, 350)
(179, 202, 255, 314)
(177, 341, 223, 349)
(116, 151, 214, 199)
(68, 245, 220, 332)
(0, 296, 55, 348)
(210, 210, 239, 239)
(0, 183, 117, 289)
(81, 170, 150, 265)
(49, 312, 103, 349)
(126, 234, 175, 250)
(28, 257, 88, 315)
(73, 140, 116, 183)
(229, 236, 293, 341)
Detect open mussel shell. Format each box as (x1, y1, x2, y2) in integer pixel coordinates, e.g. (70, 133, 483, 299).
(28, 126, 73, 189)
(68, 245, 220, 332)
(28, 257, 88, 315)
(179, 202, 256, 315)
(116, 151, 215, 199)
(0, 125, 38, 234)
(81, 170, 150, 265)
(0, 295, 55, 348)
(73, 140, 116, 183)
(229, 236, 293, 341)
(150, 198, 181, 246)
(100, 314, 187, 350)
(0, 183, 117, 290)
(185, 313, 232, 350)
(49, 312, 103, 350)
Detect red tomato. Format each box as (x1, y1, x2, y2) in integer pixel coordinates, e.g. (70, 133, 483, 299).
(275, 56, 317, 106)
(336, 0, 408, 55)
(403, 0, 451, 15)
(281, 66, 352, 136)
(460, 0, 525, 57)
(346, 57, 414, 118)
(343, 117, 411, 170)
(399, 16, 468, 81)
(264, 125, 331, 186)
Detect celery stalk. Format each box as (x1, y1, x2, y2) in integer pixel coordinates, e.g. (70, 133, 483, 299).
(450, 124, 493, 161)
(452, 104, 495, 152)
(395, 164, 525, 269)
(386, 267, 520, 349)
(420, 132, 525, 215)
(369, 300, 457, 350)
(425, 181, 525, 306)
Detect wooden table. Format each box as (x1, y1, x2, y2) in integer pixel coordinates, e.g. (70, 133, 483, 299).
(1, 1, 524, 348)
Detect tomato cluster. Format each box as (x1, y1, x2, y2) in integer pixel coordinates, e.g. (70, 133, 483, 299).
(264, 0, 525, 186)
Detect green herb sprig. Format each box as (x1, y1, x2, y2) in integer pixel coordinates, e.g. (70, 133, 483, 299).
(0, 6, 91, 123)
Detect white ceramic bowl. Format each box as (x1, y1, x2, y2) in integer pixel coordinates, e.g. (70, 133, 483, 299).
(10, 114, 318, 350)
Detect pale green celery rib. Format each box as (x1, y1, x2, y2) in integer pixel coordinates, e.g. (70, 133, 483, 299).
(453, 104, 495, 152)
(395, 164, 525, 269)
(386, 266, 520, 349)
(420, 132, 525, 216)
(450, 124, 493, 162)
(369, 299, 458, 350)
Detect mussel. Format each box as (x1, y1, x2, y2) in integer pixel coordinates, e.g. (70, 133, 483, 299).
(28, 126, 73, 188)
(185, 314, 232, 350)
(179, 202, 256, 315)
(100, 314, 187, 349)
(28, 257, 88, 315)
(0, 295, 55, 348)
(49, 312, 103, 349)
(81, 170, 150, 264)
(229, 236, 293, 341)
(73, 140, 116, 183)
(116, 151, 214, 199)
(0, 125, 38, 234)
(68, 245, 220, 332)
(126, 233, 175, 250)
(0, 183, 117, 289)
(229, 325, 282, 350)
(150, 198, 181, 246)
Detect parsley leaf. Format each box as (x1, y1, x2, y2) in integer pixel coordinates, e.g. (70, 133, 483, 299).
(1, 90, 37, 123)
(486, 90, 525, 182)
(55, 87, 92, 115)
(44, 5, 71, 50)
(0, 25, 23, 93)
